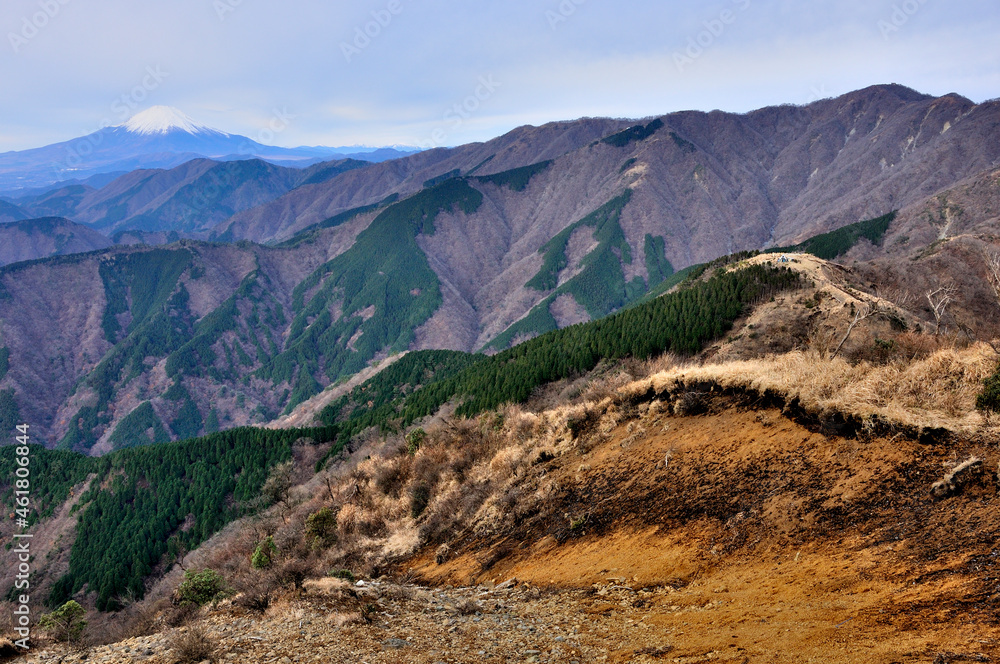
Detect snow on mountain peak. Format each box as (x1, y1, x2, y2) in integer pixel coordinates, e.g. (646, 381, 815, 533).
(121, 106, 215, 136)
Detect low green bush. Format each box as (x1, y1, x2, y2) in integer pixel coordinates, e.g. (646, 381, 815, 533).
(977, 362, 1000, 413)
(176, 569, 231, 606)
(251, 536, 278, 570)
(39, 600, 87, 642)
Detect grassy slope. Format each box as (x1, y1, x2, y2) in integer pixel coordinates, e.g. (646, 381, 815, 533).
(316, 262, 803, 468)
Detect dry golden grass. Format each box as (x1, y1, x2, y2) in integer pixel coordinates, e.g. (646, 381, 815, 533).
(301, 577, 352, 595)
(329, 611, 365, 628)
(292, 344, 997, 571)
(622, 344, 999, 435)
(153, 335, 996, 630)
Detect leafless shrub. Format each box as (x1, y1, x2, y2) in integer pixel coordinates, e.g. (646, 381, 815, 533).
(453, 598, 480, 615)
(336, 502, 388, 538)
(673, 391, 707, 416)
(489, 445, 526, 479)
(411, 445, 448, 488)
(502, 404, 537, 440)
(895, 331, 950, 360)
(103, 597, 166, 642)
(275, 558, 313, 590)
(165, 602, 198, 628)
(566, 405, 602, 440)
(261, 461, 294, 522)
(374, 456, 410, 497)
(168, 625, 216, 664)
(831, 299, 891, 359)
(232, 573, 276, 613)
(421, 482, 486, 543)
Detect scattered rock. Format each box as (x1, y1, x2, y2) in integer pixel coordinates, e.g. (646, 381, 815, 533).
(931, 456, 984, 498)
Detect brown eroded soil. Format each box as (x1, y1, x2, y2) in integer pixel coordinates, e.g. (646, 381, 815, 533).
(27, 403, 1000, 663)
(408, 405, 1000, 662)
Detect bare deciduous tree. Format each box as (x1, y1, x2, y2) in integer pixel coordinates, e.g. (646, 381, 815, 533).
(981, 248, 1000, 354)
(925, 285, 957, 336)
(175, 541, 189, 571)
(952, 249, 1000, 353)
(878, 286, 914, 311)
(262, 460, 294, 522)
(986, 248, 1000, 305)
(831, 299, 886, 360)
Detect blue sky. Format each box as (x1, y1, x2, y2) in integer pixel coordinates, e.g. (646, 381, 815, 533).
(1, 0, 998, 151)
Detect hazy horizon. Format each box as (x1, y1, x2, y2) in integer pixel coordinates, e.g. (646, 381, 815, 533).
(2, 0, 998, 152)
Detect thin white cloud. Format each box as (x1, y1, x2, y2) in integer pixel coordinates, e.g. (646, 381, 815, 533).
(0, 0, 996, 150)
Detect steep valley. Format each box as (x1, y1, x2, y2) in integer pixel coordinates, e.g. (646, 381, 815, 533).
(2, 86, 1000, 453)
(1, 83, 1000, 662)
(11, 344, 1000, 663)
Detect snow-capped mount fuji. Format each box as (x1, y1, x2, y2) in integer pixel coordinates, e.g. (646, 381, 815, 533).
(0, 106, 419, 192)
(120, 106, 224, 136)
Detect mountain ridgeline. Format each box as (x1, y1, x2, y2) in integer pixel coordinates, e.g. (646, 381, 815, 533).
(311, 259, 803, 469)
(1, 85, 1000, 456)
(10, 157, 372, 238)
(0, 256, 801, 612)
(1, 84, 1000, 623)
(0, 105, 418, 191)
(1, 166, 670, 454)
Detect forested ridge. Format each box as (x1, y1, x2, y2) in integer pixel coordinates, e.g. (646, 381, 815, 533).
(252, 178, 483, 414)
(0, 137, 899, 458)
(489, 189, 648, 351)
(0, 204, 900, 614)
(771, 212, 896, 259)
(1, 260, 801, 612)
(317, 262, 803, 465)
(1, 424, 338, 611)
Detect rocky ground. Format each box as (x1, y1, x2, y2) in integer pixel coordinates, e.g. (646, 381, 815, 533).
(26, 579, 667, 664)
(19, 379, 1000, 663)
(25, 557, 999, 663)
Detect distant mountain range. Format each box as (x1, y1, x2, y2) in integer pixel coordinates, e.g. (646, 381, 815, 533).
(0, 199, 28, 223)
(0, 217, 111, 266)
(0, 106, 419, 192)
(0, 85, 999, 454)
(7, 157, 371, 238)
